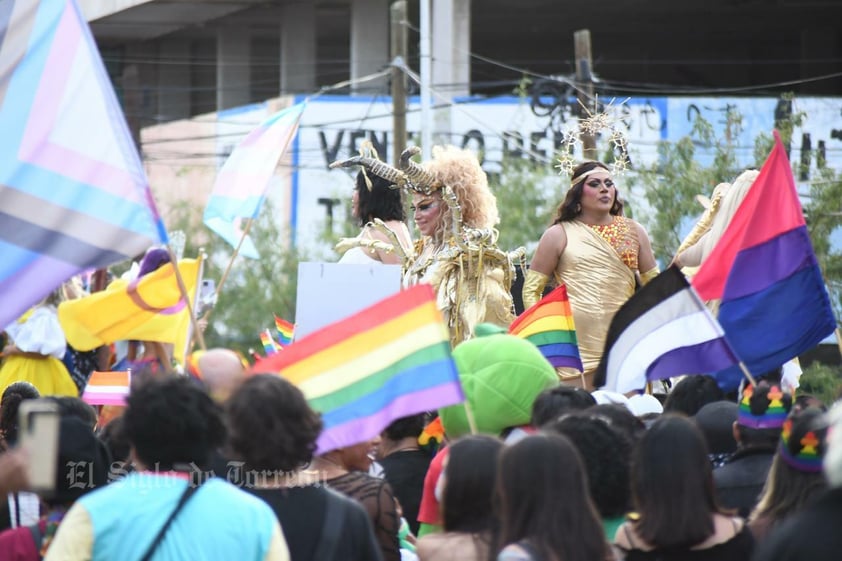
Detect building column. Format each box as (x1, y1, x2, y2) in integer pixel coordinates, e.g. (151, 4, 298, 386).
(801, 28, 839, 95)
(157, 38, 191, 122)
(280, 2, 316, 94)
(350, 0, 389, 94)
(432, 0, 471, 145)
(216, 28, 252, 111)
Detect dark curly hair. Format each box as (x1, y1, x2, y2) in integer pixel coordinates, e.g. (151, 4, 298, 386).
(226, 374, 323, 473)
(0, 382, 40, 449)
(663, 375, 724, 417)
(382, 412, 429, 441)
(122, 375, 226, 470)
(355, 170, 406, 227)
(545, 413, 632, 518)
(531, 386, 596, 427)
(553, 161, 623, 224)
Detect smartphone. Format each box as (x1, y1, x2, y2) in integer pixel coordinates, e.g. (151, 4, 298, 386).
(18, 399, 60, 494)
(199, 279, 216, 313)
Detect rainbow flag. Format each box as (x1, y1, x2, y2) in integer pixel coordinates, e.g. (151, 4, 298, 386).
(692, 132, 836, 390)
(204, 102, 305, 259)
(509, 285, 583, 371)
(253, 284, 464, 453)
(275, 316, 294, 345)
(0, 0, 167, 331)
(82, 371, 130, 406)
(260, 329, 281, 355)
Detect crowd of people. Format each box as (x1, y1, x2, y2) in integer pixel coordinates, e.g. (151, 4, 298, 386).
(0, 145, 840, 561)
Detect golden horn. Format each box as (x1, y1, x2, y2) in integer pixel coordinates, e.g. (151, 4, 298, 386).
(399, 146, 438, 191)
(329, 156, 408, 187)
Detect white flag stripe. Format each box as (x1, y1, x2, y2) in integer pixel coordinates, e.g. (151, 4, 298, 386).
(607, 289, 721, 376)
(606, 309, 729, 393)
(82, 385, 130, 395)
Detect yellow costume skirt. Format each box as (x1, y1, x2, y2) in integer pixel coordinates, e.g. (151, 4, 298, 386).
(0, 355, 79, 397)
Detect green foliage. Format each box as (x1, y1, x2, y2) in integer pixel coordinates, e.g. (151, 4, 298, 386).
(491, 156, 559, 252)
(799, 361, 842, 407)
(627, 110, 742, 261)
(168, 199, 304, 357)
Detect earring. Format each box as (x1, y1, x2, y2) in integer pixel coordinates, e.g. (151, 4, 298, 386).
(575, 203, 582, 213)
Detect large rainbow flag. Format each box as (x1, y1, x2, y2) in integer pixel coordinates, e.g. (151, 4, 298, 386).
(0, 0, 167, 330)
(509, 285, 583, 371)
(253, 284, 464, 453)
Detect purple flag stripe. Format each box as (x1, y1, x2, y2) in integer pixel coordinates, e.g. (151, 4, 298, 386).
(0, 249, 79, 327)
(315, 382, 464, 454)
(645, 338, 741, 382)
(548, 356, 585, 369)
(722, 226, 816, 302)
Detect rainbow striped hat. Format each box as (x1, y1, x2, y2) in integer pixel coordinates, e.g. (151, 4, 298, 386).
(737, 382, 792, 429)
(779, 407, 828, 473)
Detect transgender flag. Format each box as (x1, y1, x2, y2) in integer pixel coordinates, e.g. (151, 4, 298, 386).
(692, 131, 836, 391)
(0, 0, 167, 329)
(204, 102, 305, 258)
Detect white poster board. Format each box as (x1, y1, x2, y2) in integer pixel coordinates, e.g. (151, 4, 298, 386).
(294, 262, 402, 339)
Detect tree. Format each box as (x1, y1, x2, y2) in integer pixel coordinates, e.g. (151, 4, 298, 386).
(627, 110, 742, 261)
(490, 156, 559, 253)
(168, 199, 304, 357)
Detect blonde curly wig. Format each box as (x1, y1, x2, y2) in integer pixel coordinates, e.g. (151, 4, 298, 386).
(424, 145, 499, 231)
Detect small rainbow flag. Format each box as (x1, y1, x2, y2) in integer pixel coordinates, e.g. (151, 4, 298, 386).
(274, 315, 294, 346)
(259, 329, 281, 355)
(254, 285, 464, 453)
(509, 285, 583, 371)
(82, 371, 131, 406)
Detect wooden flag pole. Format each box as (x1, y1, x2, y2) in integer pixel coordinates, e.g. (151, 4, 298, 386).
(200, 217, 255, 326)
(737, 361, 758, 387)
(166, 246, 206, 351)
(463, 399, 479, 435)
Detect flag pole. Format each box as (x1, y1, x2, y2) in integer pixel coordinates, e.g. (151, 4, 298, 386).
(463, 400, 478, 435)
(166, 246, 206, 351)
(737, 361, 758, 387)
(201, 217, 255, 326)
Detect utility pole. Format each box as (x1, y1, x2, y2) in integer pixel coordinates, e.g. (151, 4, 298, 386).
(574, 29, 597, 161)
(391, 0, 408, 168)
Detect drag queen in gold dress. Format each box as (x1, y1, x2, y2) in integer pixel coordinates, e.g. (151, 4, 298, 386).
(332, 145, 523, 347)
(523, 161, 658, 388)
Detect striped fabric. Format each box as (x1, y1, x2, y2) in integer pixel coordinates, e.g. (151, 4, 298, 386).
(203, 102, 305, 258)
(254, 284, 464, 453)
(0, 0, 167, 330)
(593, 266, 740, 394)
(692, 132, 836, 390)
(82, 371, 130, 406)
(274, 316, 294, 346)
(508, 285, 583, 370)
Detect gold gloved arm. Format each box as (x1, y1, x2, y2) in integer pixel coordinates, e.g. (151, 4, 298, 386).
(639, 266, 660, 286)
(522, 269, 549, 310)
